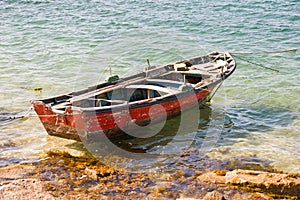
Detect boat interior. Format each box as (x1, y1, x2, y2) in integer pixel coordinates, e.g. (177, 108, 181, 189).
(49, 52, 235, 112)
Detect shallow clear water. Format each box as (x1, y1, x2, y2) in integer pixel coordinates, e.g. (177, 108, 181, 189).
(0, 0, 299, 173)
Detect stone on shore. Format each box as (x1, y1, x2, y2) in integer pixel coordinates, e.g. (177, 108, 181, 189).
(198, 169, 300, 198)
(202, 190, 225, 200)
(0, 179, 56, 200)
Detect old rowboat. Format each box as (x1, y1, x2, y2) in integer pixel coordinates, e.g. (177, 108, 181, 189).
(32, 52, 236, 141)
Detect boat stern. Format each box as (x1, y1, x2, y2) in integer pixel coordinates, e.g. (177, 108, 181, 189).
(31, 100, 83, 141)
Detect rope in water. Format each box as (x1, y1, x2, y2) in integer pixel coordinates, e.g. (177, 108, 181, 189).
(0, 106, 79, 126)
(229, 48, 298, 55)
(229, 48, 298, 72)
(233, 55, 279, 72)
(0, 107, 34, 126)
(7, 106, 33, 120)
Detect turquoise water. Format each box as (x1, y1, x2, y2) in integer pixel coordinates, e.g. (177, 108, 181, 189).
(0, 0, 299, 173)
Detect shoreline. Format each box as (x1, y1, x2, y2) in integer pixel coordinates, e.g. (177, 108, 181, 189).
(0, 151, 299, 199)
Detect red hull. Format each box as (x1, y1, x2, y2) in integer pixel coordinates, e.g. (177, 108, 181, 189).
(33, 89, 210, 141)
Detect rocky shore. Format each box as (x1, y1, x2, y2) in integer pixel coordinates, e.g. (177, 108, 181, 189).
(0, 151, 299, 200)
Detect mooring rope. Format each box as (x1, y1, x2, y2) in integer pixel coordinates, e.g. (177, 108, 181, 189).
(229, 48, 298, 55)
(207, 76, 226, 103)
(0, 106, 34, 126)
(8, 106, 33, 120)
(0, 106, 79, 126)
(229, 48, 299, 72)
(233, 55, 280, 72)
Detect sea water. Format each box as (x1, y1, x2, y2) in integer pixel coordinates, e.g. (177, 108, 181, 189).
(0, 0, 299, 173)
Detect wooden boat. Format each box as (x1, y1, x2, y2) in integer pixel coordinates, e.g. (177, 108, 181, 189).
(32, 52, 236, 141)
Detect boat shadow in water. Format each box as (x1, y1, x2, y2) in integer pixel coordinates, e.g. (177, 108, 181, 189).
(106, 105, 213, 154)
(68, 105, 219, 157)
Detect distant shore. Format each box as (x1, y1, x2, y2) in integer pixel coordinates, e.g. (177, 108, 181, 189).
(0, 151, 299, 200)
